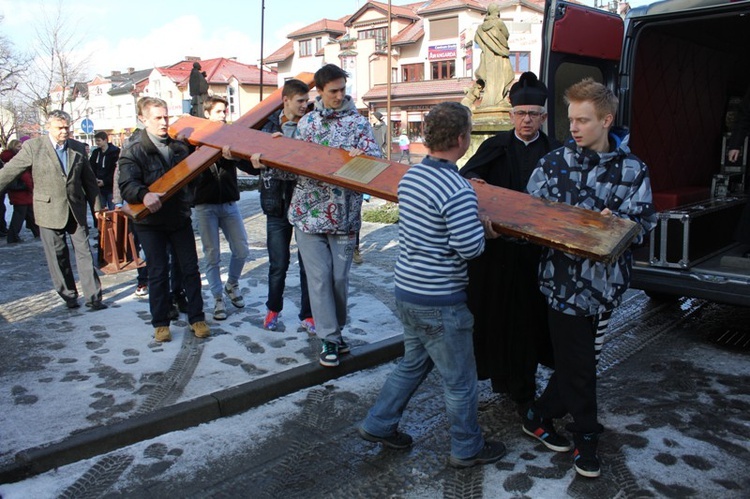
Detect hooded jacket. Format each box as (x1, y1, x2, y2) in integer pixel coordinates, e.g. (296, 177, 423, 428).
(288, 96, 381, 234)
(527, 128, 657, 316)
(89, 143, 120, 192)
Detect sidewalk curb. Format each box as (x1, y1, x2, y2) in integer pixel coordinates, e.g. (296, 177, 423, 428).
(0, 336, 404, 484)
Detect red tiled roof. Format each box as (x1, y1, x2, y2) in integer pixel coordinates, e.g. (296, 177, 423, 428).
(158, 57, 276, 87)
(417, 0, 490, 15)
(392, 20, 424, 45)
(345, 1, 420, 26)
(265, 40, 294, 64)
(362, 77, 476, 101)
(287, 19, 346, 39)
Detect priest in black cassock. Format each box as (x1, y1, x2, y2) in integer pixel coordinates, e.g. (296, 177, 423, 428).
(461, 72, 560, 418)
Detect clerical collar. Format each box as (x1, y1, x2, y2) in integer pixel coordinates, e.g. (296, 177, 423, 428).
(514, 131, 540, 146)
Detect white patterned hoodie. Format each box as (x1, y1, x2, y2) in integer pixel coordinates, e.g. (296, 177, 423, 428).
(288, 95, 381, 234)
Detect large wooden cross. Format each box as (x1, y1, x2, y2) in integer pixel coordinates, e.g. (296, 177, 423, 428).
(126, 72, 639, 263)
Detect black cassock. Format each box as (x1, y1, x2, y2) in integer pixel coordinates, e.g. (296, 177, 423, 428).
(461, 130, 559, 406)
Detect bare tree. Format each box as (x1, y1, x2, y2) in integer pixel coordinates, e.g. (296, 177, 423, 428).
(17, 1, 90, 124)
(0, 16, 30, 147)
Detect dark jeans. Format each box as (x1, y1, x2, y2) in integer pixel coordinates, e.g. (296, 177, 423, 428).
(266, 214, 311, 320)
(135, 222, 204, 327)
(8, 204, 39, 241)
(534, 307, 602, 434)
(132, 236, 183, 292)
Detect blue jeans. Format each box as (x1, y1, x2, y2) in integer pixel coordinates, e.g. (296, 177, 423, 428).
(195, 202, 249, 299)
(362, 300, 484, 459)
(266, 215, 311, 320)
(99, 190, 114, 211)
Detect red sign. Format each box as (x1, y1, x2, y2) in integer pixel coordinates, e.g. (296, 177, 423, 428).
(428, 44, 457, 60)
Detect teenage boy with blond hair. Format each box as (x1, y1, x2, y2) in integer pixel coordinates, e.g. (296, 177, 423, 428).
(524, 78, 656, 478)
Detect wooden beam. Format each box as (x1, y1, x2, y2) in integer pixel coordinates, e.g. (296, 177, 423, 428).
(126, 72, 316, 219)
(169, 115, 640, 263)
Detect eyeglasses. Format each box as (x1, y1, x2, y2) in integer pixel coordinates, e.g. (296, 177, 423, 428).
(512, 110, 545, 119)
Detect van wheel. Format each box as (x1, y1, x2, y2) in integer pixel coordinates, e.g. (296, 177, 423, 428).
(644, 290, 678, 302)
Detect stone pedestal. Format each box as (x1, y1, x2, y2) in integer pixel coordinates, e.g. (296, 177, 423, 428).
(458, 108, 513, 167)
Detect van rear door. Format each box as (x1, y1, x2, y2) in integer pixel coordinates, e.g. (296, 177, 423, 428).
(540, 1, 624, 141)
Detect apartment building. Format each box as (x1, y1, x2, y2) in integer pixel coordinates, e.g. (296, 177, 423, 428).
(51, 58, 274, 145)
(264, 0, 545, 153)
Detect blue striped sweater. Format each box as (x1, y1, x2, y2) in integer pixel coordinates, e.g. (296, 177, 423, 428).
(395, 156, 486, 306)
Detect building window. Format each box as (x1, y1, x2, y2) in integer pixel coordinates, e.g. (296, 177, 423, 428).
(431, 60, 455, 80)
(228, 86, 236, 114)
(509, 52, 531, 73)
(391, 120, 401, 139)
(358, 27, 387, 51)
(315, 37, 323, 52)
(430, 17, 458, 40)
(407, 121, 423, 142)
(300, 39, 312, 57)
(402, 63, 424, 82)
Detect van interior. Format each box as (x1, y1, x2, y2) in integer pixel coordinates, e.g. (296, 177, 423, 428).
(544, 0, 750, 304)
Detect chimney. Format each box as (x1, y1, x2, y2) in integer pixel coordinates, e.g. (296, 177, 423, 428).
(127, 67, 135, 74)
(111, 70, 121, 76)
(185, 56, 201, 62)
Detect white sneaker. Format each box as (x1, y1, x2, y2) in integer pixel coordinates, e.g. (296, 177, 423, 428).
(213, 298, 227, 320)
(224, 282, 245, 308)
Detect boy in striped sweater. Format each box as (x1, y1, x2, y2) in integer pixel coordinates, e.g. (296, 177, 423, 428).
(359, 102, 506, 468)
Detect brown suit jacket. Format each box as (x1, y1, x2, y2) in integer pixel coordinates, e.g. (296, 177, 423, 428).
(0, 137, 101, 229)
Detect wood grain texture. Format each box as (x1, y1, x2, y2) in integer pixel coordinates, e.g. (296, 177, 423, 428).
(127, 72, 316, 219)
(169, 115, 640, 263)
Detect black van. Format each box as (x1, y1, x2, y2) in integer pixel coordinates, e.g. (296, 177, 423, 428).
(541, 0, 750, 306)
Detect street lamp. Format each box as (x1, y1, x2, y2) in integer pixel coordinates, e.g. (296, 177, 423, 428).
(260, 0, 265, 101)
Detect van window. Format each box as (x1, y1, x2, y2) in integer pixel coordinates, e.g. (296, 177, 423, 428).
(550, 62, 604, 142)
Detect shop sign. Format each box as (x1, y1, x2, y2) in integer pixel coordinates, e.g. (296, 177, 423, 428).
(428, 44, 457, 60)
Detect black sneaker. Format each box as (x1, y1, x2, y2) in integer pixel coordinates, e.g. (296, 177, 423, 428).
(319, 340, 339, 367)
(449, 440, 506, 468)
(358, 427, 413, 450)
(573, 432, 601, 478)
(338, 338, 350, 355)
(84, 301, 108, 311)
(522, 408, 572, 452)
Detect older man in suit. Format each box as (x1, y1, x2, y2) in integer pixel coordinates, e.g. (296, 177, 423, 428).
(0, 110, 106, 310)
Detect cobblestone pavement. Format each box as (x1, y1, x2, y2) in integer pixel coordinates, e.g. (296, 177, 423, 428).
(99, 297, 749, 499)
(1, 193, 749, 497)
(0, 194, 402, 468)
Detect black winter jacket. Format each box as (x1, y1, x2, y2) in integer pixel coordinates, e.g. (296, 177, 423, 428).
(191, 154, 254, 206)
(118, 130, 192, 227)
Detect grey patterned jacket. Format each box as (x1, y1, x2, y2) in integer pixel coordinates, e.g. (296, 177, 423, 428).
(527, 128, 657, 316)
